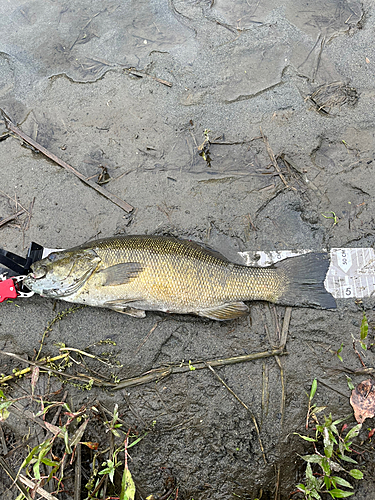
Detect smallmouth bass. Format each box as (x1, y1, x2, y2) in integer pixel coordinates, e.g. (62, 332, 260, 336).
(23, 236, 336, 320)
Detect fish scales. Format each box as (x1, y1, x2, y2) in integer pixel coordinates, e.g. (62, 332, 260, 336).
(78, 236, 284, 308)
(24, 236, 336, 320)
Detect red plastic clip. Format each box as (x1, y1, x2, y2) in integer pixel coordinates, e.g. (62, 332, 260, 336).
(0, 278, 18, 302)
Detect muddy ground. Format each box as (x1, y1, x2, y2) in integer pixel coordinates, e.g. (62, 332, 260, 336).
(1, 0, 375, 499)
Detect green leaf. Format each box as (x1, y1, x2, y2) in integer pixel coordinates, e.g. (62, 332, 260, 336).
(321, 457, 331, 475)
(345, 424, 362, 442)
(310, 379, 318, 401)
(0, 400, 13, 412)
(360, 312, 368, 341)
(324, 441, 333, 458)
(331, 477, 353, 488)
(120, 468, 136, 500)
(63, 426, 72, 454)
(346, 376, 355, 391)
(41, 457, 60, 467)
(324, 428, 333, 458)
(312, 490, 322, 500)
(311, 406, 327, 416)
(33, 460, 41, 480)
(301, 454, 323, 464)
(296, 483, 307, 493)
(337, 454, 357, 464)
(128, 434, 147, 448)
(306, 462, 314, 481)
(328, 489, 354, 498)
(349, 469, 364, 480)
(0, 400, 13, 422)
(324, 475, 331, 490)
(294, 432, 317, 442)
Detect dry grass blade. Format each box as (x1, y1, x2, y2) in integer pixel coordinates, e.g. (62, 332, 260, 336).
(0, 456, 34, 500)
(1, 110, 134, 213)
(74, 443, 82, 500)
(280, 307, 292, 351)
(18, 474, 59, 500)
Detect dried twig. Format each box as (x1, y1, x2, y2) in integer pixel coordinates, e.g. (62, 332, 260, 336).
(126, 69, 172, 87)
(0, 209, 25, 228)
(134, 321, 160, 355)
(1, 111, 133, 213)
(260, 127, 296, 191)
(113, 348, 286, 390)
(0, 347, 286, 390)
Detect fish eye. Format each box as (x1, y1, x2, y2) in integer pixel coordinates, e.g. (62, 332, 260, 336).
(48, 253, 58, 262)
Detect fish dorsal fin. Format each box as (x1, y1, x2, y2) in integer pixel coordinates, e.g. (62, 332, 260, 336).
(100, 262, 143, 286)
(181, 239, 230, 262)
(197, 302, 249, 320)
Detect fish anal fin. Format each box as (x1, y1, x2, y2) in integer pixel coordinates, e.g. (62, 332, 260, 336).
(198, 302, 249, 320)
(100, 262, 143, 286)
(104, 299, 146, 317)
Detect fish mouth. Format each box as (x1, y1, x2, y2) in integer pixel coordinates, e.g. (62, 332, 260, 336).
(28, 264, 48, 280)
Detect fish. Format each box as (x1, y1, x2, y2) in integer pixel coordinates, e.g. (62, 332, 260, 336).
(23, 235, 336, 320)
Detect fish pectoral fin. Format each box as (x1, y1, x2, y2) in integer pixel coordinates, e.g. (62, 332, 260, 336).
(104, 299, 146, 317)
(197, 302, 249, 320)
(99, 262, 143, 286)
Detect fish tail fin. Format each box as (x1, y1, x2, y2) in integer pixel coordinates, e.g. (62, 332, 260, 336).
(275, 252, 336, 309)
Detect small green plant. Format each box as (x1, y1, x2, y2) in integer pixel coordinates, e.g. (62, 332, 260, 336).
(321, 211, 339, 226)
(335, 343, 344, 363)
(360, 312, 368, 350)
(295, 381, 364, 499)
(304, 379, 326, 430)
(188, 360, 196, 371)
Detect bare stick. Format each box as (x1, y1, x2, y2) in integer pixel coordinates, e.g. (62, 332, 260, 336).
(1, 111, 133, 213)
(0, 209, 25, 228)
(113, 348, 286, 390)
(0, 347, 286, 390)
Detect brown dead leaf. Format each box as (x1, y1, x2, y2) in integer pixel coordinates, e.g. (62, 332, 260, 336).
(350, 379, 375, 424)
(81, 441, 99, 450)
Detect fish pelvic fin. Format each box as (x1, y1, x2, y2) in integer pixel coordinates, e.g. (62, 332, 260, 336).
(104, 299, 146, 317)
(197, 301, 249, 320)
(275, 252, 336, 309)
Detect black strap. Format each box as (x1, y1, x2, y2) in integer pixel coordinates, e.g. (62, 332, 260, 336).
(0, 242, 44, 274)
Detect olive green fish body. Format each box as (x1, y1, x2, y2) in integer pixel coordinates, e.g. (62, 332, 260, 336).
(24, 236, 336, 320)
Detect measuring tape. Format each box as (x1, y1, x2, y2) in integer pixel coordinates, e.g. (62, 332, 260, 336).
(239, 248, 375, 299)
